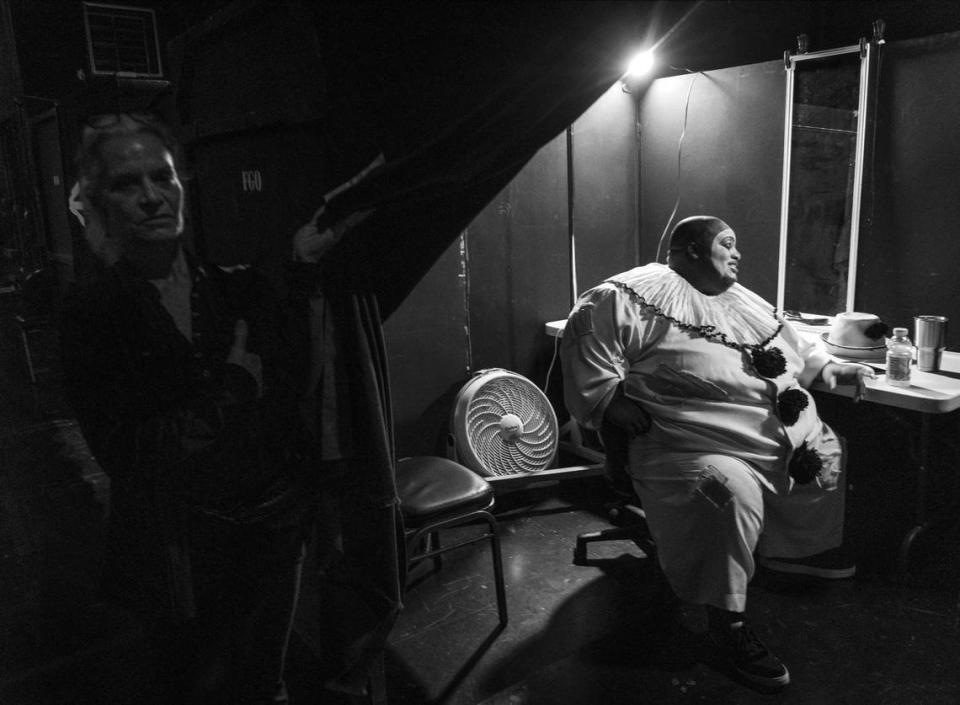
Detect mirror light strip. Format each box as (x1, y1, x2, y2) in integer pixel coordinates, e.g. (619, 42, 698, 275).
(847, 41, 873, 313)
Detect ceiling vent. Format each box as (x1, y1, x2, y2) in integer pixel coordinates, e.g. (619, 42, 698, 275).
(83, 2, 163, 78)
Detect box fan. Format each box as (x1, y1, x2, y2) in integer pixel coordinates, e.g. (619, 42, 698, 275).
(448, 368, 604, 490)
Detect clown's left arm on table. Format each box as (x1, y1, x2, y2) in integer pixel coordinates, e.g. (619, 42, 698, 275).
(780, 318, 875, 402)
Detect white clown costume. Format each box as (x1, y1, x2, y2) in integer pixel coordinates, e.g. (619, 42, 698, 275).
(561, 263, 846, 612)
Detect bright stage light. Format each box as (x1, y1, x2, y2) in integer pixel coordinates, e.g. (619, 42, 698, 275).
(626, 50, 655, 79)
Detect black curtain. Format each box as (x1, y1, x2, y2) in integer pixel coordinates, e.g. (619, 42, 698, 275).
(311, 1, 662, 318)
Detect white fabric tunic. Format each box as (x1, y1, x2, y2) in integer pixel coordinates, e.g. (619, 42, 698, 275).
(560, 263, 846, 610)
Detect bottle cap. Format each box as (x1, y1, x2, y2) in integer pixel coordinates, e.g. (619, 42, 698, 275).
(892, 327, 908, 337)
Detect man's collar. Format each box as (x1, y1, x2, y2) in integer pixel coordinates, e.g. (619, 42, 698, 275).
(115, 245, 206, 279)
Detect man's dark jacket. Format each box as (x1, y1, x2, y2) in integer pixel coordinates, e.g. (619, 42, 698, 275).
(59, 253, 305, 618)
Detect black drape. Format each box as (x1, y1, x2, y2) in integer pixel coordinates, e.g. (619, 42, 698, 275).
(313, 1, 654, 317)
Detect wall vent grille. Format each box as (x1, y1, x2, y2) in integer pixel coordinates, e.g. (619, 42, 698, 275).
(83, 2, 163, 78)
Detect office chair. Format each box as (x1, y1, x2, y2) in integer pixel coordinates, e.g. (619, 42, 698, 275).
(572, 424, 656, 566)
(572, 467, 657, 565)
(395, 455, 508, 626)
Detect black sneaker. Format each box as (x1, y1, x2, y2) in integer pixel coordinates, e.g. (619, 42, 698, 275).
(758, 545, 856, 579)
(709, 623, 790, 690)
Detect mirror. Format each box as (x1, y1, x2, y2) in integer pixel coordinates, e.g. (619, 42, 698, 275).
(777, 42, 874, 316)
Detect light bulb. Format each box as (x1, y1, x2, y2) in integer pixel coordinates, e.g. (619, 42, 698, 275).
(627, 50, 655, 78)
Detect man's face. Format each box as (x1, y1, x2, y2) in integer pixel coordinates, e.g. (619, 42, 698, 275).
(701, 228, 740, 291)
(96, 132, 184, 246)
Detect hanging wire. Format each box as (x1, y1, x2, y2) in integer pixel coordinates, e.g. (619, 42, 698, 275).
(654, 68, 702, 263)
(543, 326, 562, 394)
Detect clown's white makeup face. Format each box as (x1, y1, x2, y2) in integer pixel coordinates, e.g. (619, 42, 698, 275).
(705, 228, 740, 291)
(667, 219, 741, 295)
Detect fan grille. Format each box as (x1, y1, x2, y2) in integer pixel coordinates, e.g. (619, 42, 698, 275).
(458, 372, 558, 476)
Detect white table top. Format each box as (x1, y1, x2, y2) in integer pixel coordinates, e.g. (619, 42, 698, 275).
(545, 318, 960, 414)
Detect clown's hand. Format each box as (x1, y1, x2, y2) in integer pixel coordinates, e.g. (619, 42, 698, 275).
(821, 361, 875, 403)
(603, 393, 652, 437)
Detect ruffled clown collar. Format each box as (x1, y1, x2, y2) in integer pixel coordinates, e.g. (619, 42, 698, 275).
(606, 263, 782, 349)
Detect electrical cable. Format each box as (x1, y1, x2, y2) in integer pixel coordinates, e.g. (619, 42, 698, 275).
(654, 69, 702, 263)
(543, 326, 561, 394)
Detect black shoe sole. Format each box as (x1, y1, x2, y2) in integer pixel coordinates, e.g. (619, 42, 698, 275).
(732, 663, 791, 692)
(702, 647, 791, 693)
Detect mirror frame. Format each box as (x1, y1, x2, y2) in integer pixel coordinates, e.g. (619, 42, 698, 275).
(776, 41, 873, 315)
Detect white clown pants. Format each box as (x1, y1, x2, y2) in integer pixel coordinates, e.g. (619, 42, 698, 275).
(628, 447, 846, 613)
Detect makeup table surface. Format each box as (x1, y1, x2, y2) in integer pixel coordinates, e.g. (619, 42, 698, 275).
(788, 319, 960, 413)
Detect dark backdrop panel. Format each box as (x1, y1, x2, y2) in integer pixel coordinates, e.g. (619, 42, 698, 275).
(859, 31, 960, 349)
(385, 131, 573, 458)
(169, 0, 325, 138)
(10, 0, 87, 103)
(572, 84, 640, 294)
(168, 1, 333, 290)
(384, 238, 467, 459)
(467, 132, 569, 380)
(189, 126, 328, 284)
(639, 60, 785, 302)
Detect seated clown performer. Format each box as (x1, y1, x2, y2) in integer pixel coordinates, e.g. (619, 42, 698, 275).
(559, 215, 873, 690)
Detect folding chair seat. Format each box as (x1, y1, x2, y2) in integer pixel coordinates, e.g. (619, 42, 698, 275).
(395, 456, 507, 626)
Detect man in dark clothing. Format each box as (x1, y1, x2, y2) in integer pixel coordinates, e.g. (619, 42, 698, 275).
(59, 113, 310, 704)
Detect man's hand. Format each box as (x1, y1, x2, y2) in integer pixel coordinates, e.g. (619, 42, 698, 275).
(292, 201, 378, 263)
(226, 319, 263, 398)
(292, 205, 338, 263)
(821, 361, 875, 403)
(603, 394, 652, 436)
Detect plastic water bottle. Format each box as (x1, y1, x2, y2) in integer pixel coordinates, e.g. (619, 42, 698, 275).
(886, 327, 913, 387)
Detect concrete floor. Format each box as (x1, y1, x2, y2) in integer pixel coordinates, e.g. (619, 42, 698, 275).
(359, 483, 960, 705)
(1, 309, 959, 704)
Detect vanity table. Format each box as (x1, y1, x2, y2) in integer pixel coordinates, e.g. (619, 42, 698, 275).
(545, 318, 960, 573)
(794, 320, 960, 573)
